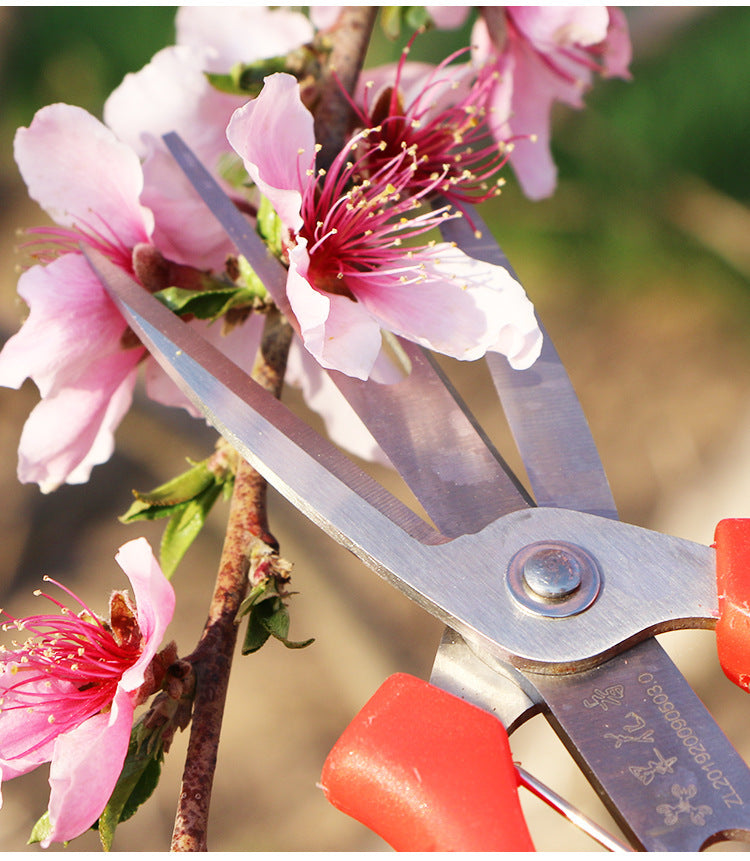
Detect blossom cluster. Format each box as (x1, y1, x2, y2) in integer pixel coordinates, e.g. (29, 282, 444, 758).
(0, 5, 630, 495)
(0, 8, 630, 845)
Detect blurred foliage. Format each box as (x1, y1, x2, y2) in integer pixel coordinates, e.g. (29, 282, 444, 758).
(0, 7, 176, 166)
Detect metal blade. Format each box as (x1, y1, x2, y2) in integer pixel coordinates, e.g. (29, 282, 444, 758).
(162, 132, 290, 313)
(439, 202, 617, 520)
(160, 133, 539, 724)
(442, 204, 750, 848)
(529, 638, 750, 851)
(163, 133, 532, 534)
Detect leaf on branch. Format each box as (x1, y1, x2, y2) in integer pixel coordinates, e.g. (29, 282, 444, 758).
(28, 811, 54, 846)
(121, 456, 235, 578)
(237, 578, 314, 655)
(96, 722, 164, 851)
(380, 6, 431, 40)
(153, 283, 263, 322)
(159, 481, 223, 578)
(256, 196, 284, 260)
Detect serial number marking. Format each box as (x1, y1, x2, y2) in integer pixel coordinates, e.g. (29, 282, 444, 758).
(638, 673, 744, 808)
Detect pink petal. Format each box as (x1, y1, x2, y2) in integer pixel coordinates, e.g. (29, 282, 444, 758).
(226, 73, 316, 235)
(286, 243, 383, 379)
(14, 103, 153, 249)
(104, 45, 246, 168)
(140, 146, 237, 270)
(14, 351, 139, 493)
(114, 538, 175, 694)
(308, 6, 342, 30)
(0, 254, 142, 491)
(44, 687, 134, 847)
(602, 7, 633, 79)
(507, 6, 610, 50)
(285, 340, 392, 465)
(427, 6, 471, 29)
(176, 7, 314, 69)
(351, 243, 542, 369)
(0, 254, 133, 397)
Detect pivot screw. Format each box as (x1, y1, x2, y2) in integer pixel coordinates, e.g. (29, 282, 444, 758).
(522, 547, 582, 600)
(507, 541, 601, 618)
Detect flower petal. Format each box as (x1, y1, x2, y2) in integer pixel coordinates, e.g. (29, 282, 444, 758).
(285, 340, 392, 464)
(104, 45, 245, 168)
(286, 243, 383, 379)
(14, 103, 153, 249)
(176, 6, 314, 69)
(114, 538, 175, 694)
(351, 243, 542, 369)
(0, 254, 142, 491)
(226, 73, 316, 235)
(44, 687, 134, 847)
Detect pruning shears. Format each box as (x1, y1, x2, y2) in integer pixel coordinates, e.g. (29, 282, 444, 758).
(84, 134, 750, 852)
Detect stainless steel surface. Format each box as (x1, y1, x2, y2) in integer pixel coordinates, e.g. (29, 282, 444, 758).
(507, 541, 601, 618)
(528, 638, 750, 851)
(84, 248, 722, 670)
(439, 202, 618, 520)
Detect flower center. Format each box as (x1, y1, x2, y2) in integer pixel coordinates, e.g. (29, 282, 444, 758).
(0, 578, 141, 759)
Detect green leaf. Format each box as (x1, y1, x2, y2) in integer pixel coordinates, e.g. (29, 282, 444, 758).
(153, 284, 261, 322)
(159, 482, 223, 578)
(97, 728, 163, 851)
(241, 601, 274, 654)
(256, 196, 284, 259)
(205, 55, 290, 97)
(121, 460, 215, 523)
(28, 811, 53, 846)
(380, 6, 431, 39)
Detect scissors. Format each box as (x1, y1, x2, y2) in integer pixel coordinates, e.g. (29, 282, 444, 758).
(84, 134, 750, 852)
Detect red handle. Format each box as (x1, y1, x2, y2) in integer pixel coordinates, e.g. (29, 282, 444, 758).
(715, 519, 750, 691)
(320, 673, 534, 851)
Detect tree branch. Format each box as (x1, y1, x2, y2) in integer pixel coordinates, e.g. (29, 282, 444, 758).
(170, 310, 292, 851)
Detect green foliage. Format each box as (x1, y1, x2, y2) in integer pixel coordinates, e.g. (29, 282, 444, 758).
(95, 722, 165, 851)
(237, 579, 314, 655)
(380, 6, 431, 40)
(153, 282, 264, 322)
(121, 457, 234, 578)
(27, 811, 54, 846)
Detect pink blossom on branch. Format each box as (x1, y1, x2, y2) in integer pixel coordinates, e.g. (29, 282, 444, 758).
(0, 538, 175, 847)
(0, 103, 264, 493)
(226, 72, 542, 380)
(473, 5, 632, 199)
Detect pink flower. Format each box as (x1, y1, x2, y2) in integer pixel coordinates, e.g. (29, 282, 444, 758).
(227, 73, 542, 380)
(103, 6, 315, 272)
(473, 6, 632, 199)
(351, 48, 521, 212)
(0, 104, 156, 492)
(0, 103, 257, 492)
(0, 538, 175, 847)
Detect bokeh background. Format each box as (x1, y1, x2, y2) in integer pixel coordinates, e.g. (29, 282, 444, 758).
(2, 6, 750, 851)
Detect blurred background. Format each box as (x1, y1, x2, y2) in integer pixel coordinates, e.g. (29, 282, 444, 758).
(2, 6, 750, 851)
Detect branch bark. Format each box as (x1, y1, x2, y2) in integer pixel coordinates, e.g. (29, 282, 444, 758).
(169, 7, 377, 850)
(170, 310, 292, 852)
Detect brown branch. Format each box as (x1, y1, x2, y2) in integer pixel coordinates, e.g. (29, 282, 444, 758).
(313, 5, 378, 170)
(170, 309, 292, 851)
(169, 7, 378, 850)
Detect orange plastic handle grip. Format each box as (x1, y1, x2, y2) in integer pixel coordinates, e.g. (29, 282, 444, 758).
(715, 519, 750, 691)
(320, 672, 534, 851)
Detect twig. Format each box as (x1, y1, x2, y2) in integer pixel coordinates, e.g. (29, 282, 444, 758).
(169, 7, 377, 849)
(170, 310, 292, 851)
(314, 6, 378, 170)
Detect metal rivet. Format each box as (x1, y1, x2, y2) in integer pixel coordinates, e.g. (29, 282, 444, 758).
(522, 547, 582, 600)
(507, 541, 601, 618)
